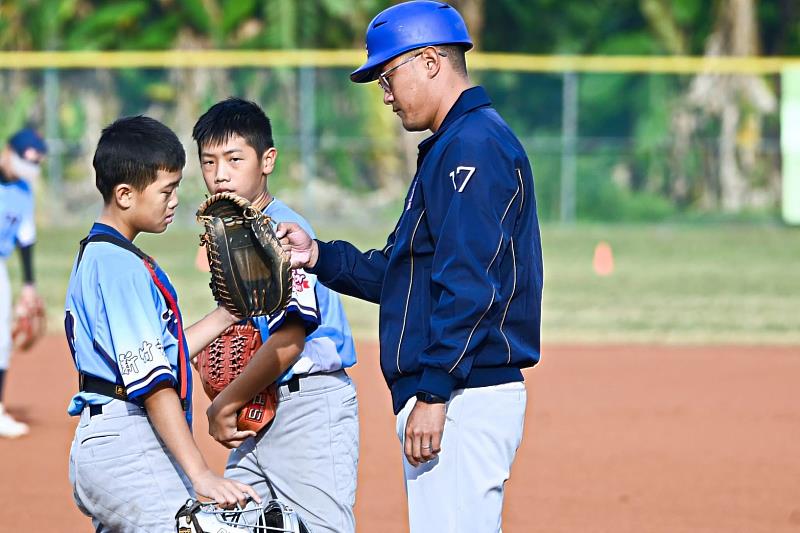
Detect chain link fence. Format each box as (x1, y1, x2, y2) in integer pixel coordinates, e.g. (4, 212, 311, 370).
(0, 52, 788, 227)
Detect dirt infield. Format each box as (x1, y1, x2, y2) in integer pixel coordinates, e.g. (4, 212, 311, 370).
(1, 337, 798, 532)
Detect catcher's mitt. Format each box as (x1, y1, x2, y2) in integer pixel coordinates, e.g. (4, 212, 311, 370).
(11, 293, 46, 351)
(197, 323, 278, 433)
(196, 192, 292, 318)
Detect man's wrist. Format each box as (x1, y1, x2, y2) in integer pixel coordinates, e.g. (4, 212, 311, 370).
(308, 240, 320, 269)
(417, 367, 458, 401)
(416, 391, 447, 404)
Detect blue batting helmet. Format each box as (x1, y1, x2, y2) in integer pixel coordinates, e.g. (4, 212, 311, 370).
(350, 1, 473, 83)
(8, 128, 47, 156)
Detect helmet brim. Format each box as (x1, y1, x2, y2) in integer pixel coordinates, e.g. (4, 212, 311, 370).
(350, 64, 381, 84)
(350, 52, 395, 84)
(350, 41, 473, 84)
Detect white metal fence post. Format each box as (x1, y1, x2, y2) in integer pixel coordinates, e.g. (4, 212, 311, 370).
(560, 71, 578, 223)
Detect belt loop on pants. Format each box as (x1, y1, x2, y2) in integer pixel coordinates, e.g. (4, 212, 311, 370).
(286, 374, 303, 393)
(279, 370, 347, 396)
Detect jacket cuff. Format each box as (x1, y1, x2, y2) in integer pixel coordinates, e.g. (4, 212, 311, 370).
(308, 240, 339, 283)
(417, 367, 459, 401)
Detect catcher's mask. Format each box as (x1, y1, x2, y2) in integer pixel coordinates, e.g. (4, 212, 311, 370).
(175, 498, 310, 533)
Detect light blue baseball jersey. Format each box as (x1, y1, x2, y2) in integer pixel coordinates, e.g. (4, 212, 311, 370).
(64, 223, 192, 424)
(252, 199, 356, 381)
(0, 177, 35, 259)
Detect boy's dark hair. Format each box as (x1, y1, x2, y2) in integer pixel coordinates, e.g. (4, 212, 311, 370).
(93, 115, 185, 203)
(192, 97, 274, 157)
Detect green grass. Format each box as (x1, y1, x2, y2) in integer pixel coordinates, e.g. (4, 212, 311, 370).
(8, 220, 800, 345)
(540, 224, 800, 344)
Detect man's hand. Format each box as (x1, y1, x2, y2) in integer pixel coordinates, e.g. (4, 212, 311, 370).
(275, 222, 318, 269)
(404, 400, 447, 467)
(206, 398, 256, 449)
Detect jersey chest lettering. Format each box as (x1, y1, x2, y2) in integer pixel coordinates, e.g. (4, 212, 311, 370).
(0, 213, 20, 244)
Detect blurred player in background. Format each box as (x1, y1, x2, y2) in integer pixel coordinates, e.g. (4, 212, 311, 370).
(0, 127, 46, 438)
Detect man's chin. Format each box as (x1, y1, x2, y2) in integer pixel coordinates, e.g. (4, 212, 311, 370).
(401, 119, 426, 132)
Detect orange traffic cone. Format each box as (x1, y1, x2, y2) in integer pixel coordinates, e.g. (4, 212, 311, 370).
(593, 241, 614, 276)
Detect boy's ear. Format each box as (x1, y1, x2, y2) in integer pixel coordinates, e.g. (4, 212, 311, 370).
(113, 183, 135, 209)
(23, 147, 43, 163)
(261, 147, 278, 176)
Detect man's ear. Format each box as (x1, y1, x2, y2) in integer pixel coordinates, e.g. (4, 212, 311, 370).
(114, 183, 135, 209)
(421, 47, 442, 78)
(262, 147, 278, 175)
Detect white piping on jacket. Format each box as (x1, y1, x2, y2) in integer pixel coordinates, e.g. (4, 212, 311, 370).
(448, 179, 521, 374)
(395, 209, 426, 374)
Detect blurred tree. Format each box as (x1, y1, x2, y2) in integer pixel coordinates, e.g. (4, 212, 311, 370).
(0, 0, 796, 218)
(759, 0, 800, 56)
(450, 0, 484, 49)
(681, 0, 776, 211)
(640, 0, 687, 55)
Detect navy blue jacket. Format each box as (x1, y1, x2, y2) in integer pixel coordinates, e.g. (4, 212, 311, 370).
(313, 86, 543, 414)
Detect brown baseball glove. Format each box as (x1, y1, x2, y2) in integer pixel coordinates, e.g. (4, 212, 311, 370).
(196, 192, 292, 319)
(11, 293, 46, 351)
(196, 323, 278, 433)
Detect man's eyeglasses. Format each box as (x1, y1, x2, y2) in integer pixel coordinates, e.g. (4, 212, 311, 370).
(377, 49, 448, 94)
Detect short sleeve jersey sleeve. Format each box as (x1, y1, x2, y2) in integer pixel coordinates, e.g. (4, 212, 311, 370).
(95, 253, 179, 401)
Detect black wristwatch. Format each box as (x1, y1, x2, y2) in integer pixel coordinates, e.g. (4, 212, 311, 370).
(416, 391, 447, 404)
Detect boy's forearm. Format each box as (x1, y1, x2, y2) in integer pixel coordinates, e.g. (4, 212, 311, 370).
(143, 384, 210, 481)
(184, 306, 238, 357)
(18, 244, 35, 284)
(213, 317, 306, 411)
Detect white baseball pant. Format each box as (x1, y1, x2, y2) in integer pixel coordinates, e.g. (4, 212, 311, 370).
(69, 400, 194, 533)
(225, 369, 359, 533)
(396, 381, 527, 533)
(0, 260, 11, 370)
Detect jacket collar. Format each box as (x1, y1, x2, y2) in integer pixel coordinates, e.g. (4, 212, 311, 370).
(418, 86, 492, 156)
